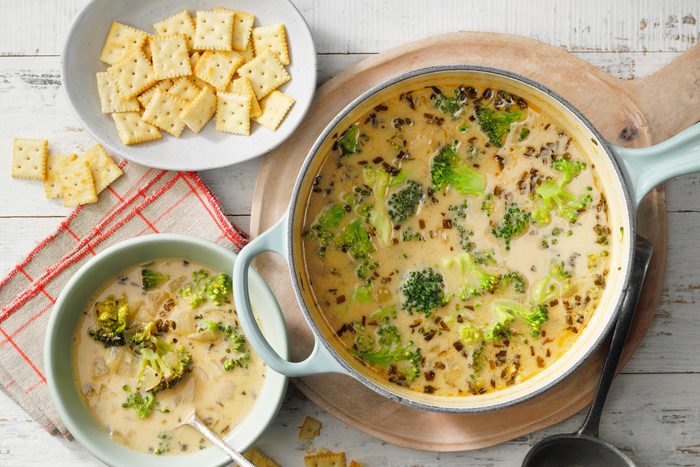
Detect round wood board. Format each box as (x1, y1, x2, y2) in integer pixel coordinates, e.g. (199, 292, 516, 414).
(249, 33, 700, 451)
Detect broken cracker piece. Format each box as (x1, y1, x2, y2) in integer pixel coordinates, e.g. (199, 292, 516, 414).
(298, 416, 322, 442)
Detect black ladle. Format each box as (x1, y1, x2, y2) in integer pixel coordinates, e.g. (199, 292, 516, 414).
(522, 237, 653, 467)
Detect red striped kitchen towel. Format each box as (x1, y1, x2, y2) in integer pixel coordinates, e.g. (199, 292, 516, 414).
(0, 161, 248, 435)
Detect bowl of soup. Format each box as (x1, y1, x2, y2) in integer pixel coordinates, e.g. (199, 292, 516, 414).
(233, 66, 700, 412)
(45, 234, 288, 466)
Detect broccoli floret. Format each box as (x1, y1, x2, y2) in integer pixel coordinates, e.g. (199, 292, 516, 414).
(519, 127, 530, 141)
(311, 203, 346, 248)
(141, 268, 170, 291)
(333, 219, 375, 260)
(88, 294, 129, 347)
(129, 321, 157, 347)
(362, 166, 392, 246)
(443, 253, 500, 299)
(387, 180, 423, 223)
(533, 157, 592, 224)
(400, 267, 446, 317)
(484, 305, 515, 341)
(131, 326, 192, 393)
(177, 270, 232, 308)
(459, 323, 484, 346)
(431, 142, 486, 195)
(475, 105, 524, 147)
(200, 320, 251, 370)
(350, 323, 422, 384)
(492, 300, 549, 337)
(533, 261, 573, 304)
(121, 385, 155, 418)
(337, 123, 361, 155)
(431, 89, 464, 118)
(491, 204, 531, 250)
(501, 271, 526, 294)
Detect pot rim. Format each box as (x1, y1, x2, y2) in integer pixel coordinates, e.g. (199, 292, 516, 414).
(287, 65, 636, 413)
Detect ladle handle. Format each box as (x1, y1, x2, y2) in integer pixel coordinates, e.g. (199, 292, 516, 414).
(579, 237, 653, 437)
(189, 414, 254, 467)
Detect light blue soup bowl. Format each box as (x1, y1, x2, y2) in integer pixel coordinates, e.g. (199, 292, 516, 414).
(45, 234, 288, 467)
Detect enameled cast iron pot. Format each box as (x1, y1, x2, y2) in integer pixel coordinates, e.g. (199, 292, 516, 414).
(234, 66, 700, 413)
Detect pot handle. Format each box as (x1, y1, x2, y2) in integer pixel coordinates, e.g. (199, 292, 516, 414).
(612, 122, 700, 207)
(233, 213, 349, 377)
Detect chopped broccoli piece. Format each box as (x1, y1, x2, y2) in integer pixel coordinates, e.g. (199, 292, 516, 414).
(492, 300, 549, 337)
(388, 170, 408, 188)
(533, 157, 592, 224)
(350, 323, 422, 384)
(387, 180, 423, 223)
(201, 320, 251, 370)
(491, 204, 531, 250)
(481, 193, 495, 216)
(311, 203, 346, 248)
(447, 200, 469, 220)
(533, 261, 573, 304)
(121, 385, 155, 418)
(353, 284, 373, 302)
(141, 268, 170, 291)
(400, 267, 446, 317)
(362, 166, 392, 246)
(484, 305, 515, 341)
(475, 105, 523, 147)
(501, 271, 526, 294)
(371, 305, 397, 323)
(333, 219, 375, 260)
(131, 324, 193, 393)
(519, 127, 530, 141)
(155, 431, 172, 455)
(88, 294, 129, 347)
(402, 228, 422, 241)
(431, 142, 486, 195)
(177, 270, 232, 308)
(443, 253, 500, 299)
(459, 323, 484, 346)
(431, 92, 461, 117)
(337, 123, 361, 155)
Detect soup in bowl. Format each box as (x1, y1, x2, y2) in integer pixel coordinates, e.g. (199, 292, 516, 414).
(233, 66, 700, 412)
(45, 235, 287, 466)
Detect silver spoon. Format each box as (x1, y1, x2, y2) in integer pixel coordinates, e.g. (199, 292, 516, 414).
(164, 377, 254, 467)
(522, 237, 653, 467)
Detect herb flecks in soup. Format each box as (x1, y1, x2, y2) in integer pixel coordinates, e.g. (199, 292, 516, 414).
(73, 259, 265, 455)
(302, 84, 611, 396)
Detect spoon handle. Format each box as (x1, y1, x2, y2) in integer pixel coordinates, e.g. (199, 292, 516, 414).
(579, 236, 653, 437)
(189, 415, 255, 467)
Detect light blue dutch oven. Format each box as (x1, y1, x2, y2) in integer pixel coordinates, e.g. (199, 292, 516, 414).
(234, 66, 700, 413)
(45, 235, 288, 467)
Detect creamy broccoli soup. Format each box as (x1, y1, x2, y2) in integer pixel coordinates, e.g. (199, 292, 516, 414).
(72, 259, 265, 455)
(302, 84, 611, 396)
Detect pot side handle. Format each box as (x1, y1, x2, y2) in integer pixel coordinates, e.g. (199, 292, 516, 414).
(613, 122, 700, 207)
(233, 213, 349, 377)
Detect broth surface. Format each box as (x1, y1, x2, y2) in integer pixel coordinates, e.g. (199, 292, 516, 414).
(302, 83, 611, 396)
(72, 259, 265, 455)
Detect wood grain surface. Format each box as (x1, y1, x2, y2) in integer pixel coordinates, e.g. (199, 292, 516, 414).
(3, 1, 700, 465)
(248, 32, 700, 451)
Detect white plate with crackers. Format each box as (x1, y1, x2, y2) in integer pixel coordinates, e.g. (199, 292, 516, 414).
(63, 0, 316, 171)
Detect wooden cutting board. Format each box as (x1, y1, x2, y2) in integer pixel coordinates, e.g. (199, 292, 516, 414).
(249, 32, 700, 451)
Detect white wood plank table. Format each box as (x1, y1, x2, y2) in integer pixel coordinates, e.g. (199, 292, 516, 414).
(1, 1, 699, 465)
